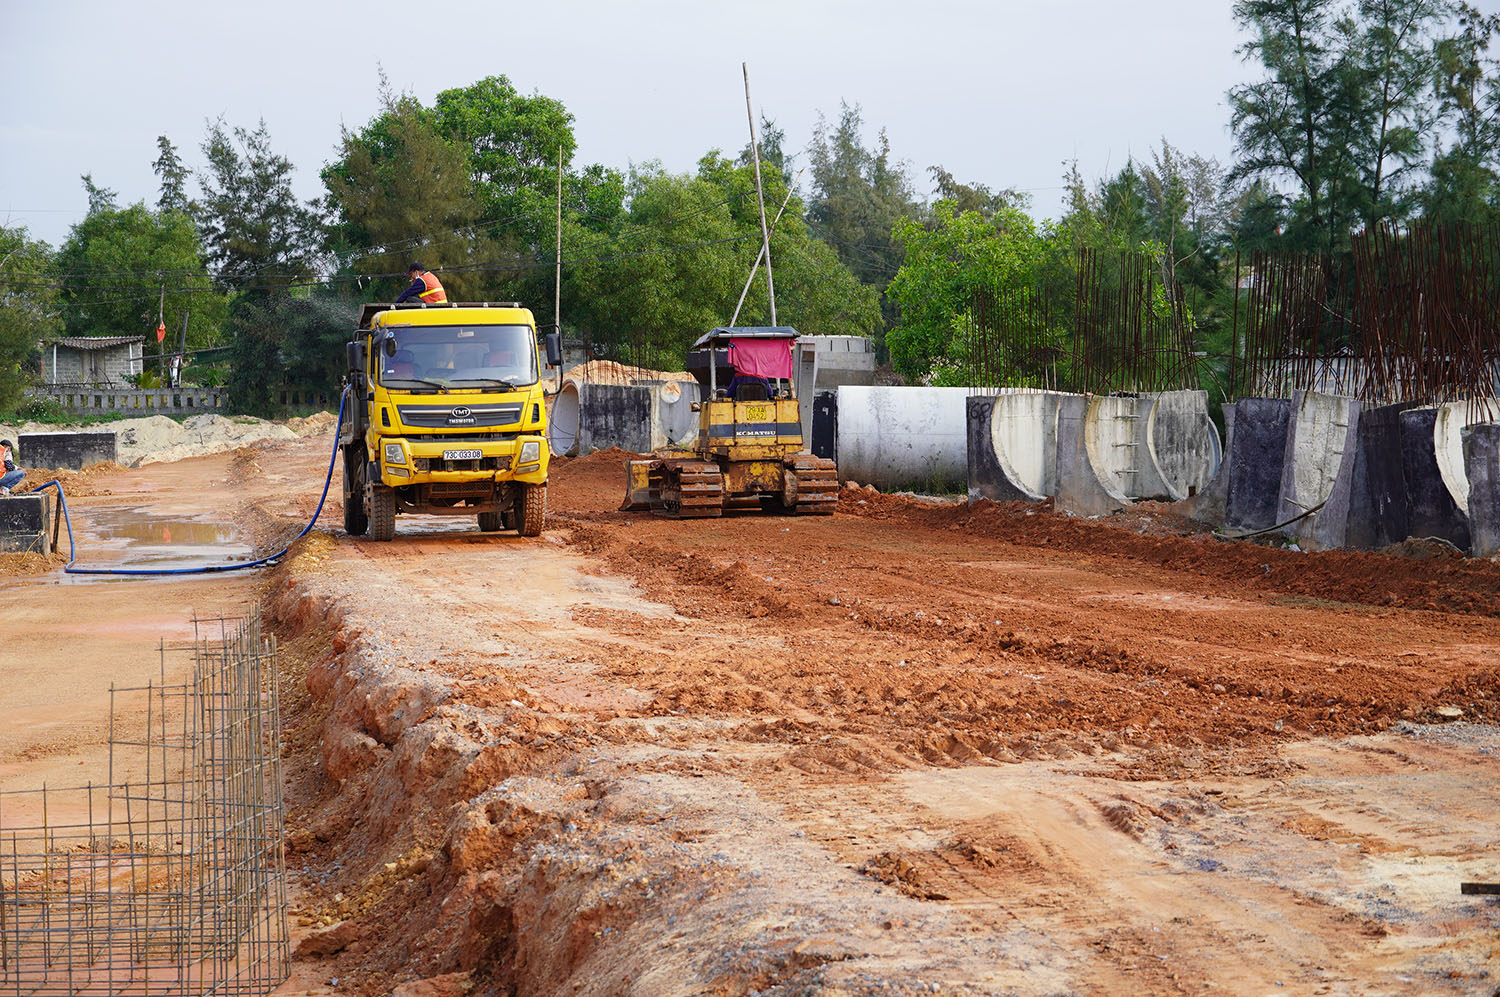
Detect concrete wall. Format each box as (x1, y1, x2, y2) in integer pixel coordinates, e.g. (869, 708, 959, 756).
(836, 386, 970, 492)
(1343, 402, 1416, 550)
(1056, 394, 1129, 517)
(795, 337, 875, 446)
(1463, 424, 1500, 558)
(967, 391, 1065, 502)
(548, 380, 701, 456)
(19, 431, 118, 471)
(1435, 401, 1500, 515)
(1277, 391, 1361, 549)
(1400, 407, 1470, 549)
(1224, 398, 1291, 530)
(1145, 390, 1221, 501)
(0, 493, 53, 554)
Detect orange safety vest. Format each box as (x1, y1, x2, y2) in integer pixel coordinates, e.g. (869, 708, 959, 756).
(417, 270, 447, 303)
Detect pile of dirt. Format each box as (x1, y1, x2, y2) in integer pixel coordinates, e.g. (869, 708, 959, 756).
(0, 411, 337, 469)
(560, 360, 695, 386)
(0, 550, 66, 575)
(839, 491, 1500, 617)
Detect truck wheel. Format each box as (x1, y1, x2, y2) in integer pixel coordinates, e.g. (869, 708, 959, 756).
(370, 481, 396, 541)
(515, 482, 546, 537)
(477, 511, 503, 532)
(342, 447, 368, 536)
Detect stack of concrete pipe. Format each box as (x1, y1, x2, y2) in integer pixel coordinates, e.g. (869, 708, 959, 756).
(1186, 392, 1500, 555)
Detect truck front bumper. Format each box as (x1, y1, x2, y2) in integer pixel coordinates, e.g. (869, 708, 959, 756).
(375, 435, 549, 488)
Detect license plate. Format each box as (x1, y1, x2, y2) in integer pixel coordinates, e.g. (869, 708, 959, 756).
(745, 404, 770, 421)
(443, 449, 483, 460)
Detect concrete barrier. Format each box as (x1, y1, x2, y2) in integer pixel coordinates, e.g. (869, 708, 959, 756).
(1083, 395, 1158, 500)
(1277, 390, 1361, 550)
(966, 391, 1064, 502)
(1400, 407, 1470, 549)
(1435, 401, 1500, 516)
(1145, 390, 1221, 501)
(1344, 402, 1416, 550)
(18, 430, 117, 470)
(1224, 398, 1291, 530)
(547, 380, 701, 456)
(1172, 403, 1234, 524)
(836, 386, 970, 492)
(810, 390, 837, 461)
(1055, 394, 1128, 517)
(0, 493, 54, 554)
(1463, 424, 1500, 558)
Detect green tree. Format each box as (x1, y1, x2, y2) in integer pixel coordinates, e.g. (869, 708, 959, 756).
(886, 201, 1051, 383)
(153, 136, 194, 217)
(198, 118, 324, 292)
(805, 103, 922, 292)
(223, 291, 352, 416)
(1352, 0, 1448, 223)
(54, 186, 226, 356)
(324, 87, 496, 301)
(1423, 3, 1500, 222)
(0, 226, 60, 409)
(432, 75, 621, 244)
(1229, 0, 1355, 250)
(562, 156, 878, 368)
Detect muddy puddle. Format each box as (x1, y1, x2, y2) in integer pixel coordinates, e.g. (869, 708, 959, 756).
(66, 506, 254, 572)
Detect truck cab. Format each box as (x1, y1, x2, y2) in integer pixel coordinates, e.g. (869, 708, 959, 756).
(340, 302, 562, 540)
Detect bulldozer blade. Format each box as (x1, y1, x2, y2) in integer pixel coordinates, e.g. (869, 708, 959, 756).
(621, 459, 659, 511)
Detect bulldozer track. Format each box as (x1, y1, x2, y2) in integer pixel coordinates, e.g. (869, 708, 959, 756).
(788, 455, 837, 515)
(660, 461, 724, 519)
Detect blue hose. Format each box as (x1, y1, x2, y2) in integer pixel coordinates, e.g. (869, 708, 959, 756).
(32, 389, 348, 577)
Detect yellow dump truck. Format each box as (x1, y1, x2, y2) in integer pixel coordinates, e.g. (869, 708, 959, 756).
(340, 302, 562, 540)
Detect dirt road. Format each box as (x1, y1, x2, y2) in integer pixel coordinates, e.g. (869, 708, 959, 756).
(4, 429, 1498, 995)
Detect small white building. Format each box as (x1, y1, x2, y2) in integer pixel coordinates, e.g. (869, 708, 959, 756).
(41, 336, 146, 386)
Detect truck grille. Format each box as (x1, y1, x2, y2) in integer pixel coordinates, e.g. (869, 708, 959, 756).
(398, 404, 523, 428)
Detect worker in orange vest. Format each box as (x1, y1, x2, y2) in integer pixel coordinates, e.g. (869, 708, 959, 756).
(395, 262, 448, 304)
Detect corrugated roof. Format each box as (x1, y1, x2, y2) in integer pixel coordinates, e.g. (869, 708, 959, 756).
(51, 336, 144, 350)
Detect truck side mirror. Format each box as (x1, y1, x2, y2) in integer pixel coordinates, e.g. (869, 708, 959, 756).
(544, 331, 562, 368)
(383, 337, 398, 358)
(347, 341, 365, 374)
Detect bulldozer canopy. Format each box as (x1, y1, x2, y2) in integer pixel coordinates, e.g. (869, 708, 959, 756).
(726, 337, 794, 379)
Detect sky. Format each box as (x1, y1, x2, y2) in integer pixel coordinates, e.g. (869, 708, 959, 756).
(2, 0, 1262, 249)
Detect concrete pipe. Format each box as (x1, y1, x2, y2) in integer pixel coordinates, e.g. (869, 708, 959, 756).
(836, 386, 971, 493)
(547, 380, 582, 456)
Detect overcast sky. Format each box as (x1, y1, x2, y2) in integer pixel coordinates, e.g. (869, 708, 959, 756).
(6, 1, 1278, 248)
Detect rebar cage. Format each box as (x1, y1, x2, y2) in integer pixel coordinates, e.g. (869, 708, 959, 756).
(0, 615, 289, 996)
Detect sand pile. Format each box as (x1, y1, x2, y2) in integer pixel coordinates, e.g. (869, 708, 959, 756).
(0, 411, 338, 468)
(561, 359, 695, 386)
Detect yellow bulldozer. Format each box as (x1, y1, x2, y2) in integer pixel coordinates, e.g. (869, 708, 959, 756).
(621, 327, 837, 517)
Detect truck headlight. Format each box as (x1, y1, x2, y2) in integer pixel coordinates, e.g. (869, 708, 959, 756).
(519, 440, 540, 464)
(383, 442, 406, 465)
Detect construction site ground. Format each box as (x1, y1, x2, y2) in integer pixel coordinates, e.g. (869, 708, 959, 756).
(2, 426, 1498, 996)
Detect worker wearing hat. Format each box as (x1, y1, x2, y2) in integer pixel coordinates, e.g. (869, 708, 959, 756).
(395, 262, 448, 304)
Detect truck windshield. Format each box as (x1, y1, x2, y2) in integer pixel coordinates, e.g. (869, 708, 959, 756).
(377, 324, 538, 391)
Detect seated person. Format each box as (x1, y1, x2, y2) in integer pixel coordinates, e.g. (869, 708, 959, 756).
(384, 349, 418, 380)
(1, 439, 23, 496)
(725, 369, 772, 400)
(484, 348, 516, 367)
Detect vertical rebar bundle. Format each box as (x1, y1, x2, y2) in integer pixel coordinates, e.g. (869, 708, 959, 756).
(1233, 222, 1500, 407)
(0, 615, 288, 996)
(1070, 248, 1197, 395)
(956, 284, 1064, 392)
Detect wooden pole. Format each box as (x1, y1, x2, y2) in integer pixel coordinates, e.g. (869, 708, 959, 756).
(555, 145, 563, 342)
(743, 62, 775, 326)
